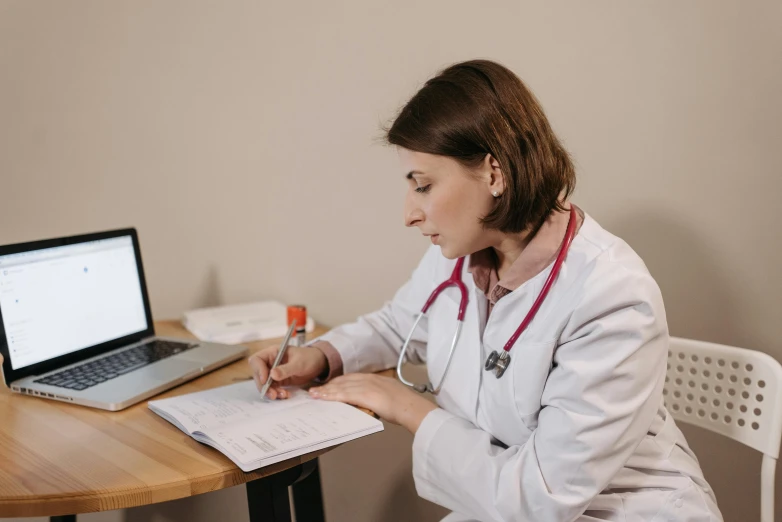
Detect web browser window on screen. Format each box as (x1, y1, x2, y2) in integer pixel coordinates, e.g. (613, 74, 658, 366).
(0, 235, 148, 370)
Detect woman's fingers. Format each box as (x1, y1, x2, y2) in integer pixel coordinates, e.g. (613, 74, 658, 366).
(248, 346, 293, 399)
(310, 377, 377, 403)
(265, 386, 289, 400)
(247, 352, 269, 395)
(309, 374, 407, 423)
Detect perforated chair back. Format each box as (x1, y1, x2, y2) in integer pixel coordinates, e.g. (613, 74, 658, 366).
(664, 337, 782, 522)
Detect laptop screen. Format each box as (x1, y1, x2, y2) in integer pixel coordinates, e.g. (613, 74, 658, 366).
(0, 235, 148, 370)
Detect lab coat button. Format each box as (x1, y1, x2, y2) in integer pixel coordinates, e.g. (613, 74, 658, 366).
(675, 498, 683, 508)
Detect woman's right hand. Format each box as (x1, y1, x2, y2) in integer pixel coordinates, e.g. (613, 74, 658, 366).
(247, 346, 328, 400)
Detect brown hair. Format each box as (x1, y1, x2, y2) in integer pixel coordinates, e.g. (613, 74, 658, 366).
(386, 59, 575, 234)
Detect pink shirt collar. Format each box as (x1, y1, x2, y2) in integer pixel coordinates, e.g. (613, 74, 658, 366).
(468, 203, 584, 306)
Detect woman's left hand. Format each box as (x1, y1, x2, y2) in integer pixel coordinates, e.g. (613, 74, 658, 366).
(309, 373, 437, 433)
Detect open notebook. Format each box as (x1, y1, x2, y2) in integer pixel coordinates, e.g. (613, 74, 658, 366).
(148, 381, 384, 472)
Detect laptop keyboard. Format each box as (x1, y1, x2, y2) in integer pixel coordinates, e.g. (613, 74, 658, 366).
(34, 340, 198, 391)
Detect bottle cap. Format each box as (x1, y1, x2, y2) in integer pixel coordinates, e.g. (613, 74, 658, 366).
(287, 305, 307, 331)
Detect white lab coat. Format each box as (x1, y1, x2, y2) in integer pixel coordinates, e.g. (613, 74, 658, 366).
(314, 213, 722, 522)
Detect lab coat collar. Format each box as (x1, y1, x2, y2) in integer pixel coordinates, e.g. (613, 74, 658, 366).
(468, 203, 584, 299)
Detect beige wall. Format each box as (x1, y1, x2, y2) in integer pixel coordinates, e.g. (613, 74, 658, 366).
(1, 1, 780, 521)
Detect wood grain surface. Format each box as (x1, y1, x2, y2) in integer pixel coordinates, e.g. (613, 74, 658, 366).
(0, 320, 350, 517)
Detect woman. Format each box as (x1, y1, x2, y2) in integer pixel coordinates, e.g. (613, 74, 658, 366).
(249, 60, 722, 521)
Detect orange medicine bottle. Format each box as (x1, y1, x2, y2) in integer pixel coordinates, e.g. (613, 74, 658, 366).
(286, 305, 307, 347)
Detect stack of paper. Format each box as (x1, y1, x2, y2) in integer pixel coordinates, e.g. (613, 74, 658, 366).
(148, 382, 383, 472)
(182, 300, 316, 345)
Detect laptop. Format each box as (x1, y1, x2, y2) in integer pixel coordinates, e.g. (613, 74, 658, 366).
(0, 228, 247, 411)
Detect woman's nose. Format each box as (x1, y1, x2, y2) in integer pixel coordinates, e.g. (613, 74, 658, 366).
(404, 200, 424, 228)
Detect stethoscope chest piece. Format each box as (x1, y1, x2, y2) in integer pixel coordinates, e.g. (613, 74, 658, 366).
(484, 350, 511, 379)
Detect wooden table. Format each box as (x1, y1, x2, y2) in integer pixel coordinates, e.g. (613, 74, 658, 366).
(0, 320, 337, 521)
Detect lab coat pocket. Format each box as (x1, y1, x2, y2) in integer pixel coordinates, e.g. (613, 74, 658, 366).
(511, 338, 558, 428)
(619, 480, 713, 522)
(647, 480, 713, 522)
(578, 493, 625, 521)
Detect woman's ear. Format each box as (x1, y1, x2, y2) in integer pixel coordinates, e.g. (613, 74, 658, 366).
(485, 154, 506, 197)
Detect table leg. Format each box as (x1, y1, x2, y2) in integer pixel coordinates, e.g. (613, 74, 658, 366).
(246, 459, 326, 522)
(291, 459, 325, 522)
(247, 466, 296, 522)
(50, 517, 76, 522)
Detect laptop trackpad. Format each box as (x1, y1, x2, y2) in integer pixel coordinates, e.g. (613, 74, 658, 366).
(144, 359, 201, 382)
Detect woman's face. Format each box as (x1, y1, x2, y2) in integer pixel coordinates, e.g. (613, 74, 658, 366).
(399, 148, 504, 259)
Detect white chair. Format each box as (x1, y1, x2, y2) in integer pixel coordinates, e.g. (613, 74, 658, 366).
(664, 337, 782, 522)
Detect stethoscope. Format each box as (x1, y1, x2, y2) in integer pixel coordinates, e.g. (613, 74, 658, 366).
(396, 206, 577, 395)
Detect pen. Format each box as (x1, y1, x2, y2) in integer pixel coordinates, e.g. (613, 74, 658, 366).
(259, 319, 297, 399)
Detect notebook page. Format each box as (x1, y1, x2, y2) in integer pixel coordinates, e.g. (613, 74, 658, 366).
(198, 399, 382, 466)
(148, 381, 310, 434)
(196, 424, 384, 472)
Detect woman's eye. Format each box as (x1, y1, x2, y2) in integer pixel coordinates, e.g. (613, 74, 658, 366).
(415, 184, 431, 194)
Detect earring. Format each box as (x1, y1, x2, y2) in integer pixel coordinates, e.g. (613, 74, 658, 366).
(492, 191, 500, 198)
